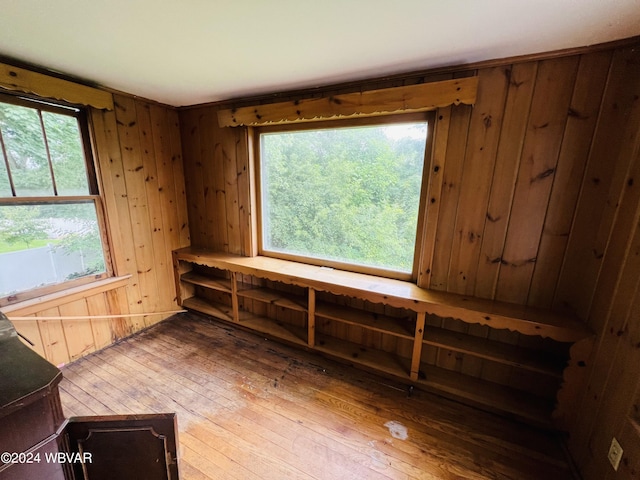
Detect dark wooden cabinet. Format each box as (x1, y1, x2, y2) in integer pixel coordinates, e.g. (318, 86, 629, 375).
(0, 314, 179, 480)
(66, 414, 179, 480)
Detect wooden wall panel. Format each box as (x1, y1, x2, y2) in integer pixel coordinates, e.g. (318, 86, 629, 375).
(528, 51, 612, 308)
(494, 57, 580, 304)
(37, 311, 69, 366)
(115, 96, 159, 320)
(474, 62, 537, 300)
(555, 46, 640, 319)
(565, 90, 640, 479)
(2, 90, 189, 367)
(179, 106, 252, 254)
(416, 104, 451, 288)
(429, 105, 471, 290)
(447, 66, 509, 296)
(9, 285, 130, 367)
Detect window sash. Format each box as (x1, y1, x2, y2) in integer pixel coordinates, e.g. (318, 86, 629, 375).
(0, 92, 96, 199)
(254, 112, 434, 281)
(0, 196, 111, 306)
(0, 92, 112, 306)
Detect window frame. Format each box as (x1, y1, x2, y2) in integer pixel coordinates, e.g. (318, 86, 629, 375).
(0, 91, 113, 307)
(253, 111, 435, 282)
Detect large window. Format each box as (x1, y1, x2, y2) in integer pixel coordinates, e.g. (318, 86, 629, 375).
(257, 113, 432, 279)
(0, 93, 108, 305)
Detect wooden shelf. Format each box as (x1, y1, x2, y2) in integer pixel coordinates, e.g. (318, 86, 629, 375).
(423, 326, 566, 378)
(237, 284, 307, 312)
(182, 297, 234, 322)
(181, 272, 232, 293)
(314, 334, 410, 379)
(173, 247, 591, 428)
(174, 247, 592, 342)
(238, 312, 307, 347)
(316, 301, 415, 340)
(417, 363, 555, 428)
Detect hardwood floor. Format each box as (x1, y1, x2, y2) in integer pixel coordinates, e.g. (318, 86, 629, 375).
(59, 313, 575, 479)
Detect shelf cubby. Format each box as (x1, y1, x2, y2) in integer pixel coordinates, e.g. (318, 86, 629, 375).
(422, 325, 567, 378)
(416, 362, 556, 428)
(237, 283, 308, 312)
(315, 300, 415, 340)
(182, 296, 234, 323)
(314, 333, 411, 380)
(181, 271, 232, 293)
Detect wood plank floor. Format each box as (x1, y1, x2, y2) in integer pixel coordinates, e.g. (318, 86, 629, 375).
(59, 313, 576, 479)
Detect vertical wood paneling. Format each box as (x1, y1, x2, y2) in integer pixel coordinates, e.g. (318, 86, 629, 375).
(92, 107, 143, 314)
(447, 66, 509, 295)
(180, 108, 206, 246)
(105, 287, 133, 339)
(167, 109, 190, 248)
(85, 293, 112, 350)
(566, 121, 640, 478)
(223, 126, 242, 254)
(13, 316, 45, 359)
(115, 95, 160, 324)
(149, 105, 181, 252)
(578, 269, 640, 479)
(429, 105, 472, 290)
(204, 109, 226, 249)
(528, 51, 612, 308)
(612, 419, 640, 480)
(37, 310, 70, 367)
(474, 62, 537, 299)
(495, 56, 580, 305)
(179, 106, 250, 255)
(555, 46, 640, 319)
(135, 101, 167, 316)
(416, 105, 451, 288)
(59, 299, 94, 361)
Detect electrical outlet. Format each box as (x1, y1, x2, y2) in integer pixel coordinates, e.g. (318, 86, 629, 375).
(608, 437, 623, 471)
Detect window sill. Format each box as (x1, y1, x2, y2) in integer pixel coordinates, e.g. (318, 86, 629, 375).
(0, 275, 132, 316)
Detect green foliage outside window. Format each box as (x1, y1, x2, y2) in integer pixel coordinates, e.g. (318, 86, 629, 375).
(0, 96, 106, 298)
(0, 102, 88, 196)
(260, 121, 428, 273)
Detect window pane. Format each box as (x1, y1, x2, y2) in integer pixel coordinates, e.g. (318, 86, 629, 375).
(0, 103, 53, 196)
(42, 112, 89, 195)
(260, 121, 428, 273)
(0, 202, 106, 297)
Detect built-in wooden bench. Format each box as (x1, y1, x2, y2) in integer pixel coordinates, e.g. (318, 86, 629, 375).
(173, 247, 593, 428)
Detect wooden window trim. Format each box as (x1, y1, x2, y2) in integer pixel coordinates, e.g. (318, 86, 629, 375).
(0, 62, 113, 111)
(254, 112, 436, 281)
(0, 93, 115, 307)
(218, 77, 477, 127)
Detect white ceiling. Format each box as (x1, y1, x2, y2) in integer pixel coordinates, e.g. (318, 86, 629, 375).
(1, 0, 639, 107)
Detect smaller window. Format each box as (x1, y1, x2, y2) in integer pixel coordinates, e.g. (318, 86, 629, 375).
(0, 94, 108, 305)
(257, 113, 431, 279)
